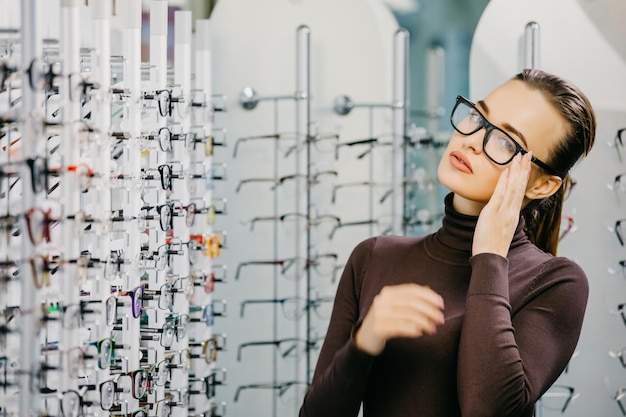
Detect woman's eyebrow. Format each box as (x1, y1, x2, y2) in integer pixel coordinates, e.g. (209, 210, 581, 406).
(477, 99, 529, 148)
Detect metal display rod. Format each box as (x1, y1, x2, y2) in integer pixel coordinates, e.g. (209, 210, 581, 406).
(525, 21, 541, 69)
(391, 28, 409, 236)
(295, 24, 311, 410)
(239, 87, 303, 109)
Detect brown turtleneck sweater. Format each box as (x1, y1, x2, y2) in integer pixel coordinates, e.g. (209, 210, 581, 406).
(299, 193, 588, 417)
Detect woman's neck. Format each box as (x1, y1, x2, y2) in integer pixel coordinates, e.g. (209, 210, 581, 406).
(451, 193, 486, 217)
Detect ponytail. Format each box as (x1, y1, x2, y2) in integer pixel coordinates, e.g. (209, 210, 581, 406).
(522, 176, 574, 256)
(513, 69, 596, 256)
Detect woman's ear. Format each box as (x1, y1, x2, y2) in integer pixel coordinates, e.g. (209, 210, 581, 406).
(525, 173, 563, 201)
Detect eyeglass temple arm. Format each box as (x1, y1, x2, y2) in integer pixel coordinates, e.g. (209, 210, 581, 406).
(331, 181, 376, 203)
(232, 134, 280, 158)
(235, 260, 284, 280)
(240, 299, 283, 317)
(329, 220, 378, 240)
(334, 137, 378, 159)
(235, 178, 277, 193)
(236, 340, 282, 361)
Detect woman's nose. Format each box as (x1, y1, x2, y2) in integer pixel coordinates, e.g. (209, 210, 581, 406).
(462, 128, 485, 153)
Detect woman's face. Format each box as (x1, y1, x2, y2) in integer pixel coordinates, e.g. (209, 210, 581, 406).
(437, 79, 567, 216)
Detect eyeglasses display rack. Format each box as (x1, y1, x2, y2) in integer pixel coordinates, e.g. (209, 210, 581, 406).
(233, 25, 313, 416)
(230, 27, 417, 417)
(0, 1, 228, 416)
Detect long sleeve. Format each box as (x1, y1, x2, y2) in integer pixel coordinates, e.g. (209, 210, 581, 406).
(299, 238, 377, 417)
(457, 252, 589, 417)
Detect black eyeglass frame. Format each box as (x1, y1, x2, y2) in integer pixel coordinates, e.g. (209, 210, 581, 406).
(450, 95, 564, 178)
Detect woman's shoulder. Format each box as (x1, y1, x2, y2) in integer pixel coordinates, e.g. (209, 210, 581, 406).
(513, 241, 586, 278)
(508, 249, 589, 313)
(520, 244, 587, 279)
(541, 254, 588, 286)
(515, 250, 589, 301)
(351, 234, 426, 258)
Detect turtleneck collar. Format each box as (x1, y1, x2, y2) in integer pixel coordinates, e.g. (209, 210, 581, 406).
(424, 193, 528, 265)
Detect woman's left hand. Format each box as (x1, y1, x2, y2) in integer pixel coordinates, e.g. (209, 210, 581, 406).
(472, 152, 532, 258)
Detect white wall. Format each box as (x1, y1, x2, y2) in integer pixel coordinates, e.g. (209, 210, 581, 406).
(469, 0, 626, 111)
(470, 1, 626, 416)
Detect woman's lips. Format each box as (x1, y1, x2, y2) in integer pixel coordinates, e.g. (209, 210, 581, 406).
(449, 151, 473, 174)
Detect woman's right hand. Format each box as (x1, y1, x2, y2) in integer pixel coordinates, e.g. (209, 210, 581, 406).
(354, 283, 445, 356)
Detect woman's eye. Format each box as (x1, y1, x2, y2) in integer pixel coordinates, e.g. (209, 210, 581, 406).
(497, 136, 517, 153)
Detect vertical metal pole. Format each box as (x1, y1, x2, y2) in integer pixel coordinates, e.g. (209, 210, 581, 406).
(391, 28, 409, 235)
(295, 25, 311, 410)
(525, 21, 541, 69)
(425, 45, 445, 137)
(19, 1, 40, 415)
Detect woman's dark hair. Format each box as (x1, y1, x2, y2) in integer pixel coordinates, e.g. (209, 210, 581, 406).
(515, 69, 596, 256)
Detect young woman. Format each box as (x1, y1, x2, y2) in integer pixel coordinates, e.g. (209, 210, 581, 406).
(299, 69, 596, 417)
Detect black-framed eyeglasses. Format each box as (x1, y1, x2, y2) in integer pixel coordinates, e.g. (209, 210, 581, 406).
(616, 260, 626, 280)
(237, 337, 322, 362)
(616, 303, 626, 328)
(233, 380, 308, 403)
(157, 125, 194, 151)
(165, 312, 189, 340)
(611, 172, 626, 195)
(140, 203, 172, 231)
(610, 347, 626, 369)
(188, 369, 226, 400)
(140, 321, 177, 348)
(239, 296, 334, 321)
(99, 377, 128, 410)
(168, 200, 197, 228)
(26, 57, 62, 92)
(156, 85, 184, 118)
(539, 384, 578, 413)
(615, 128, 625, 164)
(41, 388, 91, 417)
(143, 282, 177, 311)
(235, 254, 337, 281)
(615, 387, 626, 415)
(616, 219, 626, 246)
(450, 95, 564, 178)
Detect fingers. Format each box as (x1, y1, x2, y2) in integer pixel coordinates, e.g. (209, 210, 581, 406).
(356, 284, 446, 355)
(375, 284, 445, 335)
(505, 152, 532, 208)
(489, 165, 510, 208)
(493, 152, 531, 211)
(473, 152, 532, 258)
